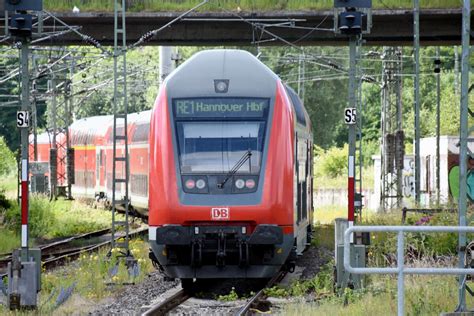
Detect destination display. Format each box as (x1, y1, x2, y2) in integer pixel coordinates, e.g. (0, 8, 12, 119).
(173, 98, 269, 118)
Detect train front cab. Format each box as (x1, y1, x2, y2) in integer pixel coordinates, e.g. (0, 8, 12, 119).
(148, 50, 312, 281)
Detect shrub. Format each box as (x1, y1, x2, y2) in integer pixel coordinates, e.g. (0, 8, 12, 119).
(0, 136, 16, 176)
(315, 144, 348, 178)
(4, 195, 55, 238)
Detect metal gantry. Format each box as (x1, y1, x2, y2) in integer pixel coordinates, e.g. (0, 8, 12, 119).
(47, 62, 74, 200)
(111, 0, 133, 264)
(380, 47, 404, 212)
(354, 39, 364, 222)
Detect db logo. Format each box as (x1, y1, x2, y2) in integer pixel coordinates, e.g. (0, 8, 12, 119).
(211, 207, 230, 220)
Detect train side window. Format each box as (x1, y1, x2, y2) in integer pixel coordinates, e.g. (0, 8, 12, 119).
(284, 85, 306, 126)
(132, 123, 150, 143)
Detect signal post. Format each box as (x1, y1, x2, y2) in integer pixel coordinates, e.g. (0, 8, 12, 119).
(6, 0, 43, 310)
(333, 0, 371, 291)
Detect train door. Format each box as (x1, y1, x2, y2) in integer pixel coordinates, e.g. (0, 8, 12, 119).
(95, 148, 100, 191)
(101, 149, 106, 188)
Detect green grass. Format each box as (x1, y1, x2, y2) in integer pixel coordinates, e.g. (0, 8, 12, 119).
(314, 205, 348, 225)
(281, 207, 469, 315)
(0, 238, 154, 315)
(0, 174, 17, 199)
(0, 194, 124, 254)
(0, 229, 20, 254)
(44, 0, 464, 12)
(283, 275, 469, 315)
(314, 165, 374, 190)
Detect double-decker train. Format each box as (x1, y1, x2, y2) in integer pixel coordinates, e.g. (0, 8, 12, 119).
(31, 50, 314, 287)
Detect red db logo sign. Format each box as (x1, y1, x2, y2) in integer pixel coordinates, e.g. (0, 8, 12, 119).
(211, 208, 229, 220)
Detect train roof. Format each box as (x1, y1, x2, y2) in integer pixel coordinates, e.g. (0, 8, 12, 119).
(70, 115, 113, 135)
(29, 131, 50, 144)
(165, 49, 279, 99)
(128, 110, 152, 125)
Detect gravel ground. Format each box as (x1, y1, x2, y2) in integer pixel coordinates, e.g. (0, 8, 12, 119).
(89, 271, 179, 315)
(88, 244, 334, 315)
(297, 245, 333, 280)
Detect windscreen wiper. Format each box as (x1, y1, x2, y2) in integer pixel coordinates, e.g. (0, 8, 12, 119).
(218, 149, 252, 189)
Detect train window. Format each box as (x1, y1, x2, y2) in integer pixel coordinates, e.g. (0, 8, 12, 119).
(284, 85, 306, 126)
(176, 121, 265, 174)
(132, 124, 150, 143)
(108, 126, 124, 144)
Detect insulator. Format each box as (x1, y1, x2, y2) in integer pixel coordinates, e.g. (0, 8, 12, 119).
(395, 130, 405, 171)
(67, 148, 75, 185)
(49, 148, 58, 187)
(83, 35, 101, 49)
(433, 58, 441, 73)
(384, 133, 395, 173)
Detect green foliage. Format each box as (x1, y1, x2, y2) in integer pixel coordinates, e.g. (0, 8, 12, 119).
(315, 144, 348, 178)
(0, 196, 119, 253)
(0, 136, 15, 176)
(4, 195, 55, 238)
(217, 287, 239, 301)
(364, 211, 462, 267)
(265, 262, 334, 298)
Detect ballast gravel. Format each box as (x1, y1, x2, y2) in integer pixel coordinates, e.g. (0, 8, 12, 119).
(89, 244, 333, 315)
(89, 271, 179, 315)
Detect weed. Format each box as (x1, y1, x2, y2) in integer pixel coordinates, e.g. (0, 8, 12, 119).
(218, 287, 239, 301)
(264, 286, 288, 297)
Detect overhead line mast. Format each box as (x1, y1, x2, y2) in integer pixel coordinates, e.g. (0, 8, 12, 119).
(110, 0, 137, 275)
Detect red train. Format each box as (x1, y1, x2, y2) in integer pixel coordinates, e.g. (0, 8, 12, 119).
(32, 50, 314, 286)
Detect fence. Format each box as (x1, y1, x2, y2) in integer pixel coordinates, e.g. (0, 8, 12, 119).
(343, 225, 474, 316)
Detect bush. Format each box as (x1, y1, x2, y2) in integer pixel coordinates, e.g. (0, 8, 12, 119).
(0, 136, 16, 176)
(4, 195, 55, 238)
(365, 211, 461, 266)
(315, 144, 348, 178)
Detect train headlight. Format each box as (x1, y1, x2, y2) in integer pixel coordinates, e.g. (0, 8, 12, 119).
(196, 179, 206, 189)
(245, 179, 256, 189)
(185, 179, 195, 189)
(235, 179, 245, 189)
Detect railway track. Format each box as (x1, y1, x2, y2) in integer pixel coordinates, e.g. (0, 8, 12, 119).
(0, 227, 147, 280)
(141, 270, 288, 316)
(236, 270, 288, 316)
(0, 228, 111, 270)
(142, 288, 191, 315)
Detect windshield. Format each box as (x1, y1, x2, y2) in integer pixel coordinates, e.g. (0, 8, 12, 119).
(176, 121, 265, 174)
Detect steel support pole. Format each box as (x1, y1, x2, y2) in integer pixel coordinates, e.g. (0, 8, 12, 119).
(159, 46, 173, 84)
(454, 46, 459, 97)
(435, 47, 441, 205)
(456, 0, 470, 311)
(20, 41, 29, 261)
(348, 37, 357, 233)
(65, 62, 74, 200)
(413, 0, 421, 205)
(50, 75, 57, 200)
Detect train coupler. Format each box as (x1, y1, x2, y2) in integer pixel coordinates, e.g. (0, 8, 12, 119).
(216, 231, 227, 267)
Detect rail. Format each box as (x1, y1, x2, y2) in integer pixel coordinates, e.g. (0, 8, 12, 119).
(142, 288, 191, 315)
(344, 225, 474, 316)
(236, 270, 287, 316)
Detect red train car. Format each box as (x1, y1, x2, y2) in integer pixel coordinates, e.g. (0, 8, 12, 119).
(148, 50, 313, 286)
(29, 50, 314, 287)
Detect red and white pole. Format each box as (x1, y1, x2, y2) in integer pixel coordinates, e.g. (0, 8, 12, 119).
(21, 158, 28, 250)
(348, 155, 355, 243)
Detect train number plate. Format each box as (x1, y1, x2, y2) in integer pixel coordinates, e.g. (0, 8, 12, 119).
(211, 207, 230, 220)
